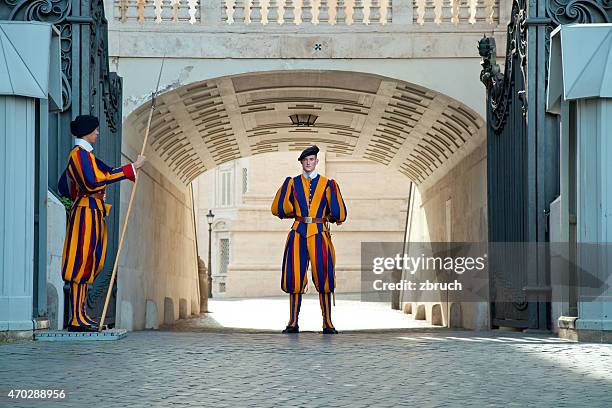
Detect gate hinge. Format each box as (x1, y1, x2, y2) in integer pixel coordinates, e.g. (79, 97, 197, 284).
(65, 16, 94, 24)
(525, 17, 552, 26)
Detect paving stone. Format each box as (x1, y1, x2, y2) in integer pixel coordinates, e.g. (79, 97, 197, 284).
(0, 330, 611, 407)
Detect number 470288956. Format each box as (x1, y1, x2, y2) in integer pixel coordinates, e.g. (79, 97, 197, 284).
(7, 389, 66, 399)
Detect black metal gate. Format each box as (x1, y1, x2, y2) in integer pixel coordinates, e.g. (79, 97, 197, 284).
(479, 1, 534, 327)
(2, 0, 123, 326)
(479, 0, 611, 330)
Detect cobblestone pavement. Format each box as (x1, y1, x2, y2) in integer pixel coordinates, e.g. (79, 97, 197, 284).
(1, 329, 611, 407)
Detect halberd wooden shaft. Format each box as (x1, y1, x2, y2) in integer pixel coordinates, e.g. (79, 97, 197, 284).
(98, 57, 165, 331)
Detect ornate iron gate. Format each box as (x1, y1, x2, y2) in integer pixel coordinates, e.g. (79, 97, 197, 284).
(479, 0, 611, 329)
(2, 0, 123, 326)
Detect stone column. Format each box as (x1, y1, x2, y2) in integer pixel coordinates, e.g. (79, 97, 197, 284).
(0, 96, 36, 331)
(574, 98, 612, 341)
(546, 24, 612, 342)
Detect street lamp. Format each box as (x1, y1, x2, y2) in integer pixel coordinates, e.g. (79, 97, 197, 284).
(206, 209, 215, 298)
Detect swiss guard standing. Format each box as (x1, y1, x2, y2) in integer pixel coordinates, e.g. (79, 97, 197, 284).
(271, 145, 347, 334)
(58, 115, 145, 332)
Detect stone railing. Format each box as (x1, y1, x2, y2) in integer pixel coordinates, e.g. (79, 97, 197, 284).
(114, 0, 499, 25)
(222, 0, 392, 25)
(116, 0, 200, 23)
(414, 0, 497, 25)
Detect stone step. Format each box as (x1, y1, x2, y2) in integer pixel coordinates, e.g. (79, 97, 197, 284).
(34, 329, 127, 342)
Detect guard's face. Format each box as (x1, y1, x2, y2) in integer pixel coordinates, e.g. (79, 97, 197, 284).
(301, 155, 318, 173)
(83, 127, 99, 145)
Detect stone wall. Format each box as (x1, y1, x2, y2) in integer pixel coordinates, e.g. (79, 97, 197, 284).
(116, 139, 200, 330)
(402, 137, 489, 330)
(46, 192, 67, 330)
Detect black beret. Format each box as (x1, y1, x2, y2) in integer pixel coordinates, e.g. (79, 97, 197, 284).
(70, 115, 99, 137)
(298, 145, 319, 161)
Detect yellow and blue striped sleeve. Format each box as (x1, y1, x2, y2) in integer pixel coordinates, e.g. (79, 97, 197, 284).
(68, 148, 136, 194)
(326, 178, 347, 223)
(271, 177, 295, 219)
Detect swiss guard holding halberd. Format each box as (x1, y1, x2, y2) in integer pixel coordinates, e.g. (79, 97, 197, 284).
(271, 145, 347, 334)
(58, 115, 145, 332)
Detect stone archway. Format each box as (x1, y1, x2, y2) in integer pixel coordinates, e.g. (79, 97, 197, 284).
(123, 70, 485, 189)
(117, 69, 487, 330)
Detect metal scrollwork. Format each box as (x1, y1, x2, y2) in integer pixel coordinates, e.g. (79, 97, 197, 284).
(87, 0, 120, 133)
(6, 0, 71, 23)
(479, 0, 528, 134)
(105, 74, 122, 133)
(59, 22, 72, 110)
(546, 0, 612, 25)
(480, 0, 611, 134)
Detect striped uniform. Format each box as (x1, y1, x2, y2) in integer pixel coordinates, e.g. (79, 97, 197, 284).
(271, 174, 347, 329)
(58, 145, 135, 327)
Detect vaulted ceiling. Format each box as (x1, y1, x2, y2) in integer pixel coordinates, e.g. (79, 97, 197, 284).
(125, 70, 485, 187)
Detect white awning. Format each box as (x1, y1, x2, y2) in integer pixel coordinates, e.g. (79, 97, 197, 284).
(0, 21, 62, 110)
(547, 24, 612, 114)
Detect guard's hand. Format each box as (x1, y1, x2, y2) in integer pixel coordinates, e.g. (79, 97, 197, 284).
(133, 155, 146, 169)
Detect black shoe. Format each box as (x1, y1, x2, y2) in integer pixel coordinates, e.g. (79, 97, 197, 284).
(322, 327, 338, 334)
(67, 325, 99, 333)
(282, 325, 300, 333)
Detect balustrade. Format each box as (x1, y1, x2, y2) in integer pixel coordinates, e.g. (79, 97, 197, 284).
(114, 0, 499, 25)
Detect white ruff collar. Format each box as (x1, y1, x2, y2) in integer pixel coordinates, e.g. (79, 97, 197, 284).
(303, 170, 318, 179)
(74, 138, 93, 152)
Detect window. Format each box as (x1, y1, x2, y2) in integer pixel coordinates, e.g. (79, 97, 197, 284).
(219, 238, 230, 275)
(219, 169, 232, 206)
(242, 168, 248, 194)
